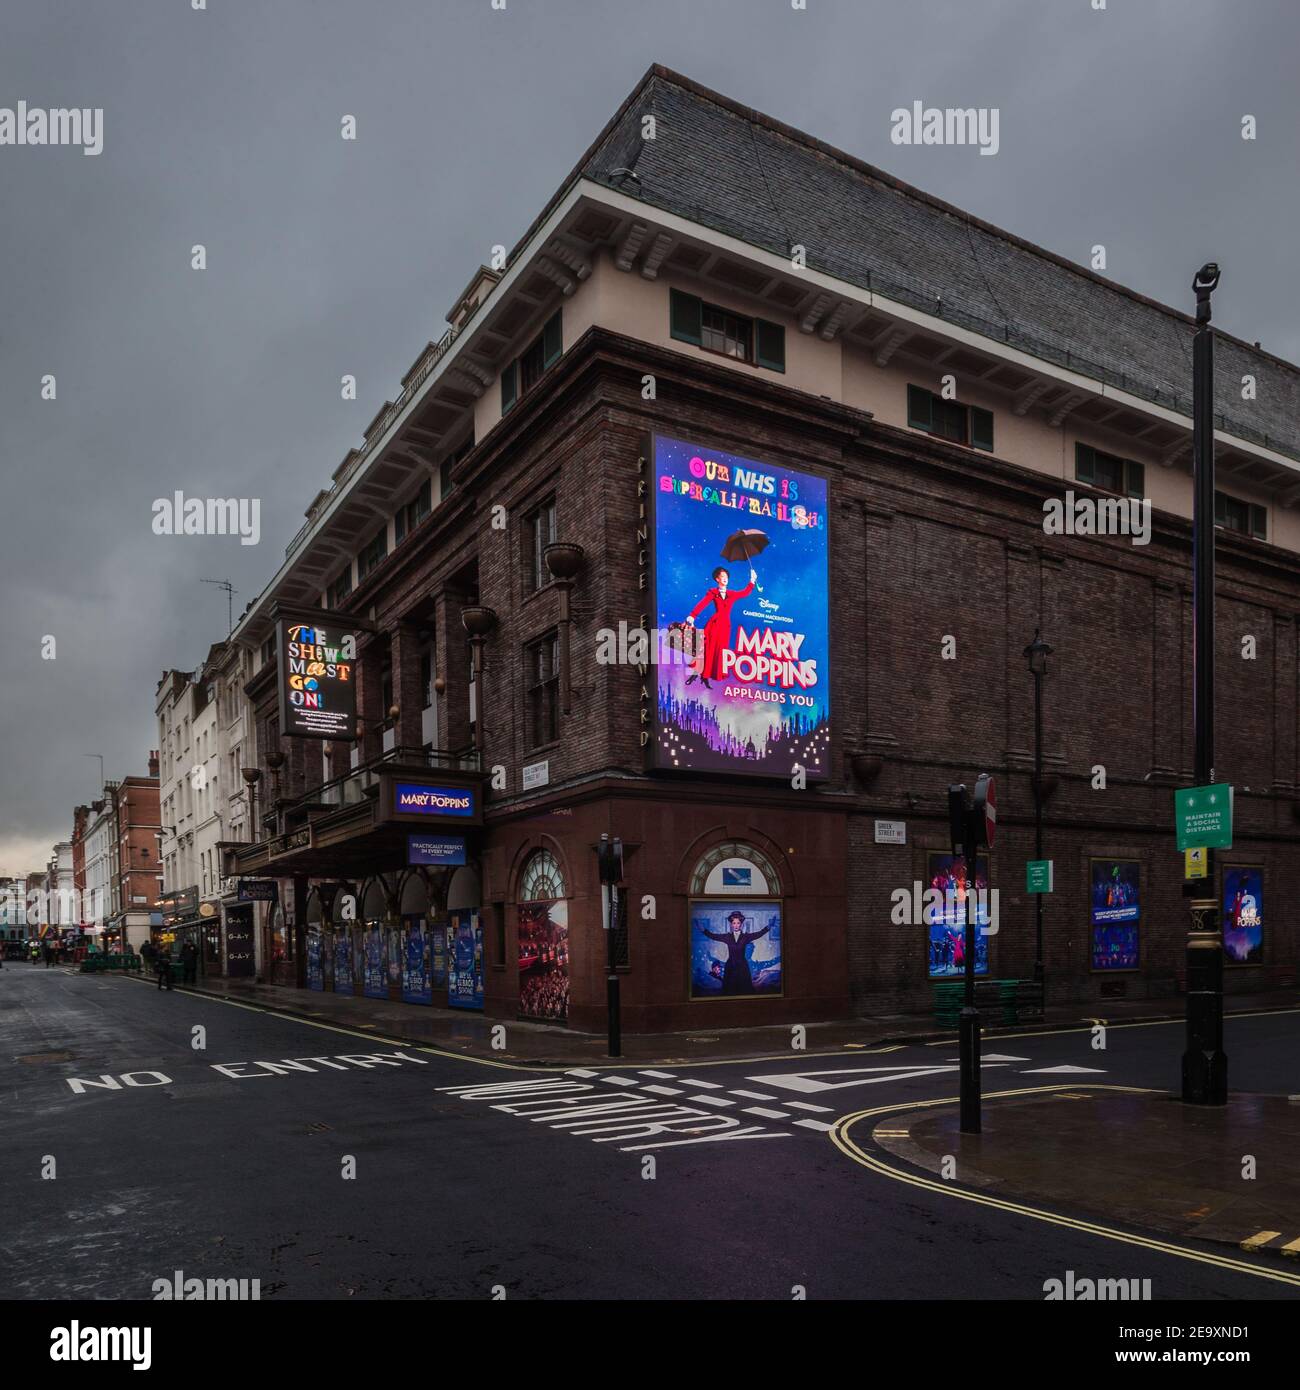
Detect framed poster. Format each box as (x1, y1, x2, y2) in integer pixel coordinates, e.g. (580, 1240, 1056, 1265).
(924, 852, 990, 979)
(651, 434, 829, 778)
(401, 916, 431, 1005)
(306, 929, 324, 991)
(430, 922, 448, 987)
(689, 900, 783, 999)
(1091, 858, 1140, 971)
(518, 901, 566, 1020)
(1221, 865, 1263, 964)
(332, 928, 353, 995)
(362, 924, 387, 999)
(450, 909, 485, 1011)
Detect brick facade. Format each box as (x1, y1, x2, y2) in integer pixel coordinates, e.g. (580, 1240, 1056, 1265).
(241, 327, 1298, 1028)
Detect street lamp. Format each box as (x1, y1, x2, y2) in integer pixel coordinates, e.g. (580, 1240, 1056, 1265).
(1183, 263, 1228, 1106)
(1023, 631, 1052, 989)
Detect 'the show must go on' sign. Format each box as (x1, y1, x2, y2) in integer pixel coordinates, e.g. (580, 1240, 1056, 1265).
(276, 615, 358, 741)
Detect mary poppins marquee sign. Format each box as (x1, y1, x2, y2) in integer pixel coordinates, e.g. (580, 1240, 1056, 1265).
(276, 614, 358, 741)
(651, 434, 830, 779)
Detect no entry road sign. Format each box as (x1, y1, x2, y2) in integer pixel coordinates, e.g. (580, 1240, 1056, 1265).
(975, 774, 996, 848)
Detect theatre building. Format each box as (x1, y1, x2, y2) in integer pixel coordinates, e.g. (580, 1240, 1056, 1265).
(221, 66, 1298, 1032)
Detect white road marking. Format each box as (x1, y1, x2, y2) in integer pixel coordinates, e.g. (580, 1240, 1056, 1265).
(794, 1118, 837, 1132)
(600, 1076, 641, 1086)
(749, 1064, 983, 1094)
(638, 1069, 677, 1079)
(729, 1089, 779, 1101)
(689, 1094, 735, 1107)
(742, 1106, 791, 1120)
(566, 1068, 600, 1077)
(679, 1077, 723, 1089)
(785, 1101, 834, 1113)
(642, 1084, 684, 1096)
(1021, 1064, 1107, 1074)
(944, 1053, 1030, 1063)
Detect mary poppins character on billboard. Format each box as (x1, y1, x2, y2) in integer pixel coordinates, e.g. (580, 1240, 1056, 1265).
(684, 561, 759, 688)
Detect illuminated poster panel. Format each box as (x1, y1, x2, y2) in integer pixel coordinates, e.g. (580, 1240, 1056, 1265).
(276, 616, 357, 741)
(1222, 866, 1263, 964)
(925, 852, 991, 979)
(1091, 858, 1140, 971)
(690, 900, 783, 999)
(651, 435, 829, 777)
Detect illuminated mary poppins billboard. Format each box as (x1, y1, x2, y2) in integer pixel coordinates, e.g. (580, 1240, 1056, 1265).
(651, 434, 830, 778)
(276, 616, 358, 741)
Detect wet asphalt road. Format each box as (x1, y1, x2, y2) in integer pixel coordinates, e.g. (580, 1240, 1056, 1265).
(2, 963, 1297, 1300)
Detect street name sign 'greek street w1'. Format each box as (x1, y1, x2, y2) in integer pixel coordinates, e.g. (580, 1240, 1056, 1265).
(1174, 784, 1233, 852)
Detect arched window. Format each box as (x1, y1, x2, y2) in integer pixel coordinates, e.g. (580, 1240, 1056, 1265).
(689, 841, 780, 897)
(688, 842, 783, 1001)
(520, 850, 565, 903)
(518, 850, 569, 1024)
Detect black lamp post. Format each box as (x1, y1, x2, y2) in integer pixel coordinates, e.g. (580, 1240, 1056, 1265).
(1183, 263, 1228, 1106)
(1023, 631, 1052, 988)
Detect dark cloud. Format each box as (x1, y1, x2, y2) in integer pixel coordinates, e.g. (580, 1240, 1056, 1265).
(1, 0, 1296, 871)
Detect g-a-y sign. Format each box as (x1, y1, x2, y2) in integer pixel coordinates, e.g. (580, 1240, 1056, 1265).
(276, 616, 358, 741)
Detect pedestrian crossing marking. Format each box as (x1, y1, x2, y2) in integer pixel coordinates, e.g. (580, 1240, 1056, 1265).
(729, 1089, 779, 1101)
(600, 1076, 641, 1086)
(1241, 1231, 1281, 1252)
(1021, 1065, 1106, 1074)
(742, 1106, 791, 1120)
(785, 1101, 834, 1113)
(793, 1118, 836, 1132)
(641, 1085, 684, 1096)
(679, 1077, 722, 1089)
(566, 1068, 600, 1077)
(639, 1070, 677, 1079)
(689, 1094, 735, 1107)
(1280, 1236, 1300, 1257)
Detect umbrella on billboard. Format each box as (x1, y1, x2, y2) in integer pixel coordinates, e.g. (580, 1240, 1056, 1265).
(721, 529, 768, 591)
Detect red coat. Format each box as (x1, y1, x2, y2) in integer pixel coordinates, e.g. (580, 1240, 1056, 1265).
(688, 580, 753, 680)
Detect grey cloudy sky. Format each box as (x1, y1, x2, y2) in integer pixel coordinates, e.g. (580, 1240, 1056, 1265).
(2, 0, 1297, 873)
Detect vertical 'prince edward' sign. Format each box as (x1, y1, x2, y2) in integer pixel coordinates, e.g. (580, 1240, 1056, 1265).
(276, 616, 358, 740)
(651, 434, 830, 778)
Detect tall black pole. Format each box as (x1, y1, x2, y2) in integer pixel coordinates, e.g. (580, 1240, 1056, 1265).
(1033, 665, 1044, 986)
(1182, 263, 1228, 1106)
(958, 799, 981, 1134)
(606, 880, 621, 1058)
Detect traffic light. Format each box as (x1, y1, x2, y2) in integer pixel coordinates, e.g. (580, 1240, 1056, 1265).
(597, 835, 624, 886)
(947, 784, 968, 857)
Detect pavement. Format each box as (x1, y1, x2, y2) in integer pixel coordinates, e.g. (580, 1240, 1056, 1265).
(135, 965, 1299, 1066)
(864, 1086, 1300, 1260)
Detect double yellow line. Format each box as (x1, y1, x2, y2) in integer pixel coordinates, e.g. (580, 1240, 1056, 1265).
(831, 1084, 1300, 1288)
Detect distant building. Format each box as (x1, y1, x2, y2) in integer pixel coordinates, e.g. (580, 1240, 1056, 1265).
(106, 755, 160, 953)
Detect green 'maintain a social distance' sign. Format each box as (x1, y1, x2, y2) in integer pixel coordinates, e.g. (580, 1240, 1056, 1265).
(1174, 784, 1233, 852)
